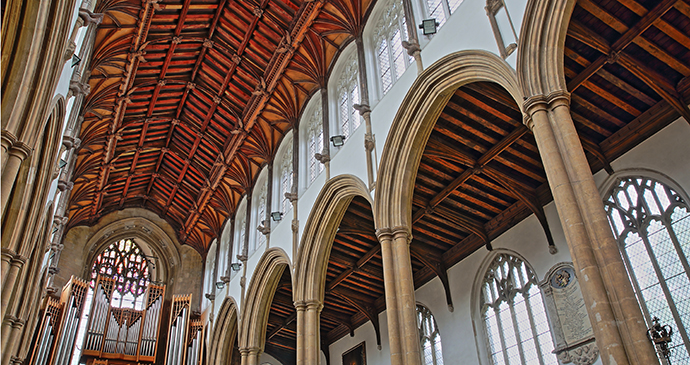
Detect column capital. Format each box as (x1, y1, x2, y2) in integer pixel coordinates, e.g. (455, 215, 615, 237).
(239, 346, 261, 356)
(8, 141, 32, 160)
(9, 254, 27, 267)
(1, 130, 17, 152)
(523, 90, 571, 118)
(295, 299, 322, 312)
(1, 248, 17, 263)
(375, 225, 412, 243)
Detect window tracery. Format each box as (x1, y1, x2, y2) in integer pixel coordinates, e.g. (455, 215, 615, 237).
(337, 53, 361, 139)
(604, 176, 690, 363)
(257, 194, 266, 247)
(307, 106, 324, 184)
(280, 145, 293, 214)
(90, 238, 151, 309)
(373, 0, 411, 94)
(480, 253, 557, 365)
(417, 304, 444, 365)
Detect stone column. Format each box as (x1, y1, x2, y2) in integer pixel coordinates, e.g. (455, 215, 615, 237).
(240, 347, 260, 365)
(0, 254, 26, 322)
(304, 300, 322, 365)
(376, 227, 421, 365)
(401, 0, 423, 73)
(1, 142, 31, 217)
(295, 301, 306, 365)
(354, 36, 376, 190)
(524, 93, 658, 365)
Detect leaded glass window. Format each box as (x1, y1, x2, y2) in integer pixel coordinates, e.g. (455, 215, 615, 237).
(374, 0, 411, 94)
(337, 54, 361, 140)
(480, 253, 557, 365)
(417, 304, 444, 365)
(604, 176, 690, 363)
(425, 0, 463, 28)
(281, 146, 293, 214)
(308, 107, 324, 184)
(90, 238, 151, 309)
(257, 196, 266, 246)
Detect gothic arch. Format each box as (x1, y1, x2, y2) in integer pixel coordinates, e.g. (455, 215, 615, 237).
(374, 50, 523, 230)
(240, 247, 292, 352)
(81, 216, 182, 286)
(294, 174, 372, 304)
(516, 0, 573, 98)
(209, 297, 240, 365)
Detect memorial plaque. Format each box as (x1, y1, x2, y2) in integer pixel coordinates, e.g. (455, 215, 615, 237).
(541, 263, 599, 365)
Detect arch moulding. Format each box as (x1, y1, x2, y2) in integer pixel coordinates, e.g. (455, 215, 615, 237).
(239, 247, 292, 352)
(294, 174, 372, 304)
(81, 217, 183, 287)
(374, 50, 523, 231)
(209, 297, 239, 365)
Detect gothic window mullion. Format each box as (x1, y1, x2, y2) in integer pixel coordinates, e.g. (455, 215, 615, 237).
(662, 207, 690, 284)
(491, 303, 512, 364)
(619, 230, 654, 321)
(507, 293, 528, 365)
(639, 224, 690, 356)
(522, 289, 546, 365)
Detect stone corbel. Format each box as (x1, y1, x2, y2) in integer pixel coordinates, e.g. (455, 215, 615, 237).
(69, 79, 91, 97)
(205, 293, 216, 301)
(78, 8, 104, 27)
(57, 180, 74, 192)
(401, 40, 421, 56)
(353, 103, 371, 116)
(284, 192, 298, 203)
(315, 148, 330, 164)
(64, 41, 77, 62)
(364, 133, 375, 152)
(257, 222, 270, 235)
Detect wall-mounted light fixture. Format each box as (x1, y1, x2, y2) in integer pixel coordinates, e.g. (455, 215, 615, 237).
(215, 281, 225, 290)
(71, 54, 82, 68)
(230, 262, 242, 272)
(271, 211, 283, 222)
(419, 19, 439, 35)
(330, 135, 346, 147)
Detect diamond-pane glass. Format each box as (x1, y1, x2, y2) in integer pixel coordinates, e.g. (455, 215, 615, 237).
(605, 177, 690, 363)
(480, 253, 558, 365)
(417, 305, 444, 365)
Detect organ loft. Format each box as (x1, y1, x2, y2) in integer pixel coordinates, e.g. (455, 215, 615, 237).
(2, 0, 690, 365)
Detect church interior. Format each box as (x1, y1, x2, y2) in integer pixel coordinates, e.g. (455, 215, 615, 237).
(2, 0, 690, 364)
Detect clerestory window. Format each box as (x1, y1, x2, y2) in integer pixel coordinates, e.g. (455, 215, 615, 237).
(307, 107, 324, 184)
(604, 176, 690, 364)
(479, 253, 558, 365)
(374, 0, 412, 94)
(417, 304, 444, 365)
(280, 146, 293, 214)
(337, 53, 361, 140)
(90, 238, 151, 309)
(424, 0, 463, 29)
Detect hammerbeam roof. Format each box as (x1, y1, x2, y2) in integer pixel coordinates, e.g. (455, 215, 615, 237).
(69, 0, 374, 254)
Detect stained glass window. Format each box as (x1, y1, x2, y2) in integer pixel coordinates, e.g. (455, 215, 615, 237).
(604, 176, 690, 363)
(417, 304, 444, 365)
(480, 253, 558, 365)
(90, 238, 151, 308)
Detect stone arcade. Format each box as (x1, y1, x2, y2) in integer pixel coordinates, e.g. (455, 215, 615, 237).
(2, 0, 690, 364)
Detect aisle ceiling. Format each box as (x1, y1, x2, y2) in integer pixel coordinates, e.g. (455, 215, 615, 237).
(68, 0, 374, 254)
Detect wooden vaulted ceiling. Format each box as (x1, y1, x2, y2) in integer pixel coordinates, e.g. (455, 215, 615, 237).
(69, 0, 375, 254)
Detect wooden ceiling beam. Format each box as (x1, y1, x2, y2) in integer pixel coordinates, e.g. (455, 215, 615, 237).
(267, 311, 297, 340)
(567, 0, 678, 92)
(409, 245, 454, 311)
(432, 205, 492, 250)
(412, 125, 528, 224)
(329, 289, 382, 348)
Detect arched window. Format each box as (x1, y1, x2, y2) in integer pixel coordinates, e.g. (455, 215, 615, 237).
(90, 238, 151, 309)
(604, 176, 690, 363)
(373, 0, 411, 94)
(280, 146, 293, 214)
(307, 106, 324, 184)
(417, 304, 444, 365)
(479, 253, 557, 365)
(337, 53, 361, 139)
(425, 0, 463, 28)
(257, 196, 266, 246)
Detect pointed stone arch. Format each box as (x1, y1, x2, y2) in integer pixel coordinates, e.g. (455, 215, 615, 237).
(294, 174, 372, 304)
(516, 0, 573, 98)
(208, 297, 240, 365)
(239, 247, 292, 352)
(374, 50, 523, 231)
